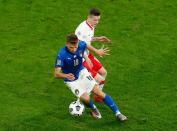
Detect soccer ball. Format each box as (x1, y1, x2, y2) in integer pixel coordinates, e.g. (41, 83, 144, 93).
(69, 100, 85, 116)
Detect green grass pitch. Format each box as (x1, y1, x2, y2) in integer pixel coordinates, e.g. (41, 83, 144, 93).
(0, 0, 176, 130)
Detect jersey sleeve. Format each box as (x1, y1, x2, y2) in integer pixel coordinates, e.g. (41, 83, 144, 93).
(55, 54, 64, 68)
(79, 41, 87, 52)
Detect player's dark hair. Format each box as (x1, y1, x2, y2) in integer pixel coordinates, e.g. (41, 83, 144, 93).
(66, 33, 78, 44)
(89, 8, 101, 16)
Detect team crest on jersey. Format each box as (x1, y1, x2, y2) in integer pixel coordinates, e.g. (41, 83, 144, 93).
(79, 51, 83, 57)
(77, 31, 81, 36)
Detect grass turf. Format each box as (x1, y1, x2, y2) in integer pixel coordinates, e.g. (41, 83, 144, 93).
(0, 0, 176, 130)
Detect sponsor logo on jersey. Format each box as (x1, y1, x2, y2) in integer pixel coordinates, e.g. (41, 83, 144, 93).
(77, 31, 81, 36)
(79, 51, 83, 57)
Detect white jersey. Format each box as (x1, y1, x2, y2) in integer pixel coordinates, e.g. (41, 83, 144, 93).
(75, 20, 95, 46)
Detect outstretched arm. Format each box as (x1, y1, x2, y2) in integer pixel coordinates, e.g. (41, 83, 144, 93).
(86, 44, 110, 57)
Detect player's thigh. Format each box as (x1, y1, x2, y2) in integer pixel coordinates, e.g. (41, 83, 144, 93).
(80, 92, 90, 103)
(98, 66, 107, 77)
(91, 56, 107, 78)
(94, 73, 105, 84)
(83, 61, 97, 78)
(91, 56, 103, 72)
(81, 68, 97, 94)
(92, 85, 105, 99)
(68, 68, 97, 97)
(65, 81, 86, 98)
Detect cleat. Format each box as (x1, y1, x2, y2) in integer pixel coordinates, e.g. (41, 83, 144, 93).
(116, 114, 128, 122)
(90, 108, 102, 119)
(93, 95, 103, 103)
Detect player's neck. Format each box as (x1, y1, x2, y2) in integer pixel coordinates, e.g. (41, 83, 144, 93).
(86, 20, 94, 30)
(65, 46, 76, 54)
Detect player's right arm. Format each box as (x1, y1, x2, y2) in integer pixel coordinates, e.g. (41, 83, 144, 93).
(54, 67, 75, 81)
(54, 54, 75, 81)
(91, 36, 111, 43)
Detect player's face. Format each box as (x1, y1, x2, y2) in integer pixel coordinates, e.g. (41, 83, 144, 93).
(88, 15, 101, 27)
(66, 42, 78, 53)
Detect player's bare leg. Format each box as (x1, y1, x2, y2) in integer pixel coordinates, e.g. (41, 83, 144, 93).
(79, 92, 90, 103)
(93, 67, 107, 102)
(96, 66, 107, 91)
(93, 73, 105, 102)
(92, 85, 128, 122)
(79, 92, 102, 119)
(98, 66, 107, 79)
(94, 72, 105, 89)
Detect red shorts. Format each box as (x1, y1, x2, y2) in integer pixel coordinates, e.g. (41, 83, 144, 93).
(83, 54, 102, 78)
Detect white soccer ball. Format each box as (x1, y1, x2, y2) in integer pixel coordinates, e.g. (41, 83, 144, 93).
(69, 101, 85, 116)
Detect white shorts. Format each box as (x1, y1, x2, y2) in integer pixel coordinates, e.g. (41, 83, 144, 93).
(65, 68, 97, 98)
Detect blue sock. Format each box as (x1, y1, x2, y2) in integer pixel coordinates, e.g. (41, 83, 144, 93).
(103, 95, 120, 114)
(85, 99, 95, 110)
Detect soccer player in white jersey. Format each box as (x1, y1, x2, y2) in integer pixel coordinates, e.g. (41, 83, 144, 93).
(75, 8, 111, 102)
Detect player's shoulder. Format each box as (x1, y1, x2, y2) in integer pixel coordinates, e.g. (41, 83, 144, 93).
(78, 41, 87, 48)
(57, 46, 67, 59)
(78, 40, 86, 45)
(76, 21, 87, 30)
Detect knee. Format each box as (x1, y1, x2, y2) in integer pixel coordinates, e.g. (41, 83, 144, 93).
(102, 69, 107, 77)
(92, 85, 105, 98)
(100, 68, 107, 78)
(102, 68, 107, 74)
(94, 73, 105, 84)
(80, 93, 90, 103)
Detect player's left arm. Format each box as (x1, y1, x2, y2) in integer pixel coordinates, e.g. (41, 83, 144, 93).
(86, 44, 110, 57)
(91, 36, 111, 43)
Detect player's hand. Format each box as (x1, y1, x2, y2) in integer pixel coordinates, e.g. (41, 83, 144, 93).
(65, 73, 75, 81)
(97, 36, 111, 43)
(96, 45, 110, 57)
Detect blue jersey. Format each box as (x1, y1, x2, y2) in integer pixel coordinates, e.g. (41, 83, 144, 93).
(55, 41, 87, 82)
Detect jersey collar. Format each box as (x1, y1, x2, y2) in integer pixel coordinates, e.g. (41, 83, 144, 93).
(65, 46, 77, 55)
(86, 20, 94, 30)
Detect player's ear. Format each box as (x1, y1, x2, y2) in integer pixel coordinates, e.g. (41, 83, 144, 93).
(87, 15, 91, 19)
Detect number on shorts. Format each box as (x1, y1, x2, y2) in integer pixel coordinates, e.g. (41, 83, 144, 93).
(86, 75, 93, 81)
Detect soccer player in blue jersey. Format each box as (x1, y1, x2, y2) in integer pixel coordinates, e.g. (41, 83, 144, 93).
(54, 33, 127, 121)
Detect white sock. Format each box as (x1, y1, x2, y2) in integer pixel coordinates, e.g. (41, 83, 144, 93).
(93, 105, 96, 109)
(115, 111, 121, 116)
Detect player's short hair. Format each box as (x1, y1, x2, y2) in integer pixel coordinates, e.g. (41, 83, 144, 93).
(66, 33, 78, 44)
(89, 8, 101, 16)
